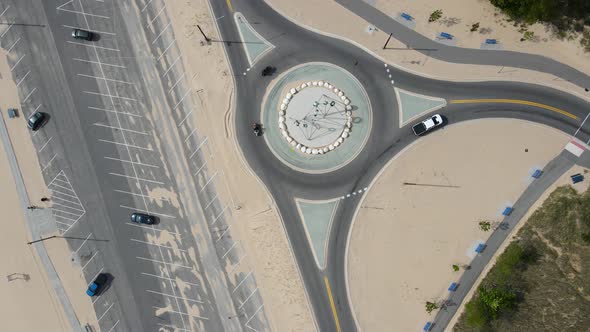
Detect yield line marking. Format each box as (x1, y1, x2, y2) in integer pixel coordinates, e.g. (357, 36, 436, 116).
(324, 276, 342, 332)
(449, 99, 577, 120)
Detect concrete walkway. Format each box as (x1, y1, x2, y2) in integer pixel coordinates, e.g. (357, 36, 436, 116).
(0, 114, 83, 332)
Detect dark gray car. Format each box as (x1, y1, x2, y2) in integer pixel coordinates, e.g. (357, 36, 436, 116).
(130, 212, 156, 225)
(72, 28, 93, 41)
(27, 112, 45, 131)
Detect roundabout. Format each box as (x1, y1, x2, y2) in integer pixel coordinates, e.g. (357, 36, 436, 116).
(262, 62, 372, 174)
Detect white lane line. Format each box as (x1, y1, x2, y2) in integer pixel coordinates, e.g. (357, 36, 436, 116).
(0, 6, 10, 19)
(6, 37, 20, 54)
(146, 4, 166, 28)
(0, 24, 13, 39)
(136, 256, 191, 269)
(140, 0, 153, 12)
(216, 225, 232, 242)
(157, 38, 176, 61)
(199, 171, 218, 193)
(141, 272, 200, 287)
(41, 153, 57, 172)
(172, 88, 192, 110)
(78, 73, 133, 85)
(146, 290, 203, 303)
(125, 222, 181, 235)
(238, 287, 259, 309)
(106, 320, 120, 332)
(97, 303, 114, 322)
(222, 241, 238, 259)
(120, 206, 176, 219)
(109, 172, 164, 185)
(156, 324, 190, 332)
(176, 109, 193, 127)
(22, 87, 36, 103)
(81, 251, 98, 270)
(245, 305, 264, 327)
(52, 202, 84, 213)
(168, 72, 185, 93)
(194, 160, 207, 176)
(161, 54, 181, 77)
(104, 156, 158, 168)
(57, 8, 110, 19)
(37, 137, 53, 153)
(74, 58, 125, 68)
(184, 128, 197, 143)
(152, 306, 209, 320)
(189, 137, 208, 159)
(67, 40, 118, 51)
(62, 24, 115, 35)
(10, 54, 24, 71)
(130, 238, 187, 252)
(211, 205, 228, 225)
(16, 70, 30, 87)
(114, 189, 169, 201)
(204, 192, 218, 210)
(93, 123, 148, 135)
(99, 139, 152, 151)
(89, 106, 141, 118)
(84, 91, 136, 101)
(232, 271, 252, 293)
(73, 233, 92, 254)
(152, 21, 171, 44)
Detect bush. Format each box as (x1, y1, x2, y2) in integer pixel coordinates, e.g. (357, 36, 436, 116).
(471, 22, 481, 32)
(429, 9, 443, 23)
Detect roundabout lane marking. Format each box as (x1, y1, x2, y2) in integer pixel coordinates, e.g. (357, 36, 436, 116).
(450, 99, 577, 120)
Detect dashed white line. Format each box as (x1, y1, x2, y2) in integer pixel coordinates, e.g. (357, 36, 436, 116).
(10, 54, 24, 71)
(37, 137, 52, 153)
(84, 91, 136, 101)
(22, 87, 36, 103)
(130, 238, 187, 252)
(152, 21, 171, 44)
(136, 256, 191, 269)
(93, 123, 147, 135)
(157, 38, 176, 61)
(104, 156, 158, 168)
(109, 172, 164, 184)
(16, 70, 30, 87)
(74, 58, 126, 68)
(162, 54, 181, 77)
(146, 289, 203, 303)
(99, 139, 152, 151)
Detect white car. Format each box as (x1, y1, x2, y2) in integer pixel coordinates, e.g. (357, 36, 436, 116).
(412, 114, 443, 136)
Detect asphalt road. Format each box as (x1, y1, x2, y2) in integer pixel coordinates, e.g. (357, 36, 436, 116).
(208, 0, 590, 331)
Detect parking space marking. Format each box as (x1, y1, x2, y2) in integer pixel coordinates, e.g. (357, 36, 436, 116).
(89, 106, 141, 118)
(121, 206, 176, 219)
(222, 241, 238, 259)
(57, 7, 110, 19)
(48, 188, 78, 199)
(86, 267, 104, 287)
(140, 0, 153, 12)
(172, 88, 192, 111)
(238, 287, 258, 309)
(157, 38, 176, 61)
(211, 205, 228, 225)
(73, 233, 92, 254)
(136, 256, 191, 269)
(152, 306, 209, 320)
(115, 189, 169, 201)
(146, 290, 203, 304)
(94, 123, 148, 135)
(54, 214, 78, 223)
(0, 6, 10, 19)
(199, 170, 218, 193)
(131, 238, 187, 252)
(22, 87, 36, 103)
(176, 109, 192, 127)
(141, 272, 200, 287)
(105, 156, 159, 168)
(47, 170, 85, 233)
(62, 24, 115, 36)
(156, 323, 190, 332)
(162, 55, 181, 77)
(204, 192, 218, 210)
(146, 4, 166, 28)
(74, 58, 126, 68)
(99, 139, 153, 151)
(55, 220, 72, 227)
(53, 196, 82, 208)
(106, 321, 120, 332)
(81, 251, 98, 270)
(189, 137, 208, 159)
(79, 73, 133, 85)
(10, 54, 24, 71)
(168, 72, 185, 93)
(0, 24, 13, 40)
(37, 136, 52, 153)
(109, 172, 164, 184)
(193, 160, 207, 176)
(84, 91, 136, 101)
(6, 37, 20, 54)
(184, 128, 197, 143)
(216, 225, 232, 242)
(232, 271, 252, 293)
(67, 41, 118, 51)
(245, 304, 264, 329)
(125, 222, 181, 235)
(16, 70, 30, 88)
(152, 21, 171, 44)
(97, 302, 114, 322)
(229, 253, 247, 273)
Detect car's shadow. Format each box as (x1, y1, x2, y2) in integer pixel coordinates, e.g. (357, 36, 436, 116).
(99, 273, 115, 296)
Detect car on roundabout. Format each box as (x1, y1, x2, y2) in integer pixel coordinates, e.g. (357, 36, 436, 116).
(412, 114, 443, 136)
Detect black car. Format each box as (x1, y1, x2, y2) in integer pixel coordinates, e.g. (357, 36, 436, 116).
(130, 212, 156, 225)
(72, 28, 93, 41)
(86, 273, 108, 297)
(27, 112, 45, 131)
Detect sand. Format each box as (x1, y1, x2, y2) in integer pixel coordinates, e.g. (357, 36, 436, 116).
(346, 119, 569, 331)
(445, 164, 590, 331)
(265, 0, 590, 103)
(163, 0, 315, 330)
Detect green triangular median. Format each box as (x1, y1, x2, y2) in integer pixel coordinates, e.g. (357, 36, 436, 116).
(296, 198, 339, 269)
(395, 88, 446, 126)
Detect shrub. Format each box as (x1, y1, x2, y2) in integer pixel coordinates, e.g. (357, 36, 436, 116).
(429, 9, 443, 23)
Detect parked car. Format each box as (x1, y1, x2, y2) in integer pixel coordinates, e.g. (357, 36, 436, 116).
(72, 28, 93, 41)
(412, 114, 443, 136)
(27, 111, 45, 131)
(86, 273, 108, 297)
(130, 212, 156, 225)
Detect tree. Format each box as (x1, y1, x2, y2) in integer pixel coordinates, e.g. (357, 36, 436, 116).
(425, 301, 439, 314)
(479, 221, 492, 232)
(452, 264, 460, 272)
(429, 10, 443, 23)
(478, 286, 517, 319)
(471, 22, 480, 32)
(522, 31, 535, 41)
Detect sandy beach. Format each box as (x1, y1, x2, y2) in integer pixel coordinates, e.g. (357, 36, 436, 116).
(346, 119, 569, 331)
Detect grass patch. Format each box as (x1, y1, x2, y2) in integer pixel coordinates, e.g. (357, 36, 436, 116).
(454, 185, 590, 331)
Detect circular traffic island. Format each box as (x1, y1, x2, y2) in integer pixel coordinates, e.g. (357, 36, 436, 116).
(262, 62, 372, 174)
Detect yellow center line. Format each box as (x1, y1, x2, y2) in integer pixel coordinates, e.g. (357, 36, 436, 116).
(450, 99, 578, 120)
(324, 276, 342, 332)
(226, 0, 234, 12)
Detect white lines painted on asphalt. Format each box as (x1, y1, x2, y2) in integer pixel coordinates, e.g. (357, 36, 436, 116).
(47, 170, 85, 234)
(6, 37, 20, 54)
(216, 225, 232, 242)
(204, 192, 218, 210)
(172, 88, 192, 110)
(99, 139, 152, 151)
(57, 4, 110, 19)
(157, 38, 176, 61)
(106, 320, 120, 332)
(146, 289, 203, 303)
(152, 306, 209, 320)
(94, 123, 148, 135)
(238, 287, 258, 309)
(61, 24, 115, 35)
(131, 238, 187, 252)
(52, 202, 85, 213)
(67, 40, 118, 51)
(52, 208, 81, 216)
(125, 222, 181, 235)
(245, 304, 264, 328)
(156, 324, 190, 332)
(78, 73, 133, 85)
(0, 24, 13, 40)
(194, 160, 207, 176)
(10, 54, 24, 71)
(84, 91, 136, 101)
(222, 241, 238, 259)
(168, 72, 185, 93)
(86, 267, 104, 288)
(199, 170, 218, 193)
(184, 128, 198, 143)
(574, 112, 590, 137)
(120, 206, 176, 219)
(81, 251, 98, 270)
(140, 0, 154, 12)
(30, 103, 42, 117)
(97, 303, 115, 322)
(152, 21, 171, 44)
(105, 156, 159, 168)
(109, 172, 164, 184)
(229, 253, 247, 273)
(189, 137, 208, 159)
(177, 109, 193, 127)
(74, 58, 126, 68)
(16, 70, 30, 87)
(0, 6, 10, 19)
(162, 55, 181, 77)
(146, 4, 166, 28)
(232, 271, 252, 293)
(37, 137, 52, 153)
(89, 106, 141, 118)
(136, 256, 191, 269)
(115, 189, 169, 201)
(22, 87, 36, 103)
(211, 205, 228, 225)
(73, 233, 92, 254)
(141, 272, 200, 287)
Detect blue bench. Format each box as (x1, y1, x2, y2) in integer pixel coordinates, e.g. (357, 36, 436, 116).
(485, 39, 497, 44)
(401, 13, 413, 21)
(571, 173, 584, 184)
(440, 32, 453, 39)
(502, 207, 513, 216)
(448, 282, 458, 291)
(475, 243, 486, 253)
(532, 169, 543, 178)
(423, 322, 432, 331)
